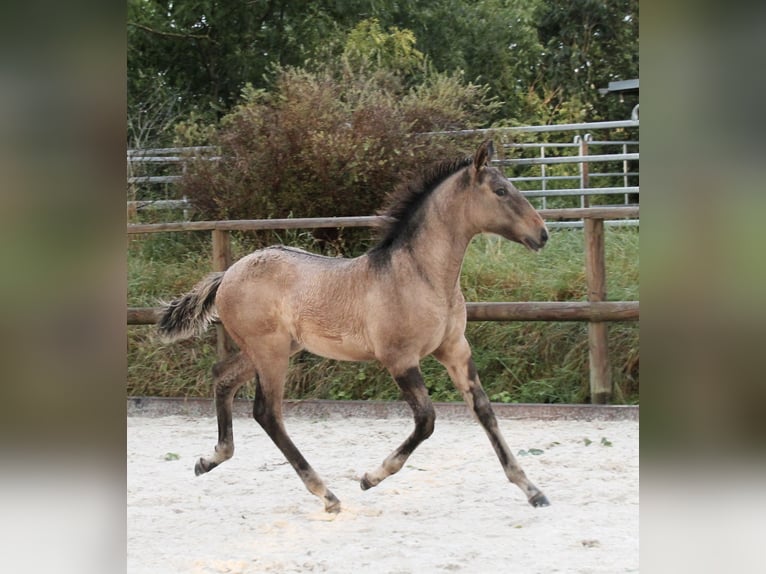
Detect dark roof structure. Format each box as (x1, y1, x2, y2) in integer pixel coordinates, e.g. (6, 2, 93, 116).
(598, 79, 639, 96)
(599, 79, 639, 120)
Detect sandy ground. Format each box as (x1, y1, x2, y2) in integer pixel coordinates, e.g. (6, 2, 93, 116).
(127, 413, 638, 573)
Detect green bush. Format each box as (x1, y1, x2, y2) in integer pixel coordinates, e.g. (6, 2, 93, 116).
(179, 64, 497, 249)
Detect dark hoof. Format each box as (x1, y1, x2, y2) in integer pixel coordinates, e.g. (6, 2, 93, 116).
(360, 474, 374, 491)
(529, 492, 550, 507)
(194, 458, 217, 476)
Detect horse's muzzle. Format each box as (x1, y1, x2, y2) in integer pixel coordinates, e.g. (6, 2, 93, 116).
(522, 228, 548, 252)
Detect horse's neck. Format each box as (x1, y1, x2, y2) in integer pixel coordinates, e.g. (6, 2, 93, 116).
(395, 191, 475, 297)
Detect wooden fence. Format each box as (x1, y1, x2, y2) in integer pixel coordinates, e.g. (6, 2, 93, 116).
(128, 205, 638, 404)
(127, 120, 639, 225)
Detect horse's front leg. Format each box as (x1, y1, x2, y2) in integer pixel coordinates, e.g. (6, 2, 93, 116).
(434, 337, 550, 507)
(360, 365, 436, 490)
(194, 351, 255, 475)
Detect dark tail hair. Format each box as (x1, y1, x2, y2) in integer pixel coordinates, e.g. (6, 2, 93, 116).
(157, 272, 224, 342)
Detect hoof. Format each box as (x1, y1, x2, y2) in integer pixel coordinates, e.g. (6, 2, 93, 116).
(194, 458, 217, 476)
(360, 474, 375, 491)
(529, 492, 550, 507)
(324, 497, 341, 514)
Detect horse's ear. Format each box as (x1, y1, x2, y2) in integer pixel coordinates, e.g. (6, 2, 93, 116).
(473, 140, 495, 170)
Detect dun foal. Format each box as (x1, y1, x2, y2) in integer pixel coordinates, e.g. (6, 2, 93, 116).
(158, 140, 550, 512)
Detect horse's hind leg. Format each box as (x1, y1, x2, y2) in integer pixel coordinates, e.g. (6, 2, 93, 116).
(194, 351, 255, 476)
(434, 337, 549, 507)
(251, 348, 341, 513)
(360, 364, 436, 490)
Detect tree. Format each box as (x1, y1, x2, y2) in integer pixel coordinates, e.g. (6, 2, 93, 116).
(128, 0, 639, 145)
(342, 18, 425, 77)
(127, 77, 184, 149)
(375, 0, 545, 123)
(128, 1, 349, 122)
(533, 0, 639, 122)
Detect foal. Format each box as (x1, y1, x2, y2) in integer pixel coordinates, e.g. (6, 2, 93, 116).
(158, 140, 550, 512)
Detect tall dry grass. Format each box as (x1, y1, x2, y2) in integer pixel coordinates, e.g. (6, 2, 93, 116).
(127, 226, 638, 404)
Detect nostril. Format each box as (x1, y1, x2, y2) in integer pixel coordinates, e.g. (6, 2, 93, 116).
(540, 228, 549, 244)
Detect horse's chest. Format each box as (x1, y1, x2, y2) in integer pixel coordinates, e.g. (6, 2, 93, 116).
(373, 307, 452, 355)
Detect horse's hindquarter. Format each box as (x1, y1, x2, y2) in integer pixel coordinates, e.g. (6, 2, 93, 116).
(215, 250, 298, 349)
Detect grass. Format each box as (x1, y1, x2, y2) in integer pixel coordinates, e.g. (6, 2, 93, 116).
(127, 226, 639, 404)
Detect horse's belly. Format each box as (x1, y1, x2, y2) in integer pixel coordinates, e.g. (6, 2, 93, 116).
(301, 333, 375, 362)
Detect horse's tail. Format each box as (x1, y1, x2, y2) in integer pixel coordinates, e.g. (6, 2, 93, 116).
(157, 272, 224, 342)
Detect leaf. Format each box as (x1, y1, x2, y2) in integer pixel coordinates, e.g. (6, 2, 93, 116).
(164, 452, 180, 461)
(583, 438, 593, 446)
(519, 448, 543, 456)
(600, 437, 613, 447)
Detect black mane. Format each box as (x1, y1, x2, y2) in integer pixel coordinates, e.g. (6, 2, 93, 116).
(368, 155, 473, 263)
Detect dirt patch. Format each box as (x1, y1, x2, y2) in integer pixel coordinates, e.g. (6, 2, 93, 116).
(128, 414, 638, 573)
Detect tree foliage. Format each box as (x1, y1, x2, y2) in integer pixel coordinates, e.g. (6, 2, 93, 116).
(534, 0, 639, 122)
(342, 18, 425, 77)
(128, 1, 367, 144)
(128, 1, 348, 125)
(128, 0, 639, 145)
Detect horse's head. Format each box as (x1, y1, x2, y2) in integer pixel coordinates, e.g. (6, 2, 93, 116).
(467, 140, 548, 252)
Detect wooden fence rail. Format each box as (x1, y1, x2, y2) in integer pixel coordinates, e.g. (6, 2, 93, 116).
(126, 206, 637, 234)
(128, 301, 638, 326)
(128, 206, 638, 403)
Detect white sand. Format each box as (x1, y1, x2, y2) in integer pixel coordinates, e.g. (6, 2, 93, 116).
(127, 414, 638, 573)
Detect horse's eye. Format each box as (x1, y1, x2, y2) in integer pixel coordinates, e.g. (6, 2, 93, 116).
(494, 188, 507, 197)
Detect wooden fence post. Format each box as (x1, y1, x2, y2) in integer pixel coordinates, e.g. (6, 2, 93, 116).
(579, 133, 592, 208)
(584, 217, 612, 403)
(212, 229, 234, 360)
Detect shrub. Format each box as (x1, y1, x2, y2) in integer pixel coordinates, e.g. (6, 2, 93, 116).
(179, 63, 498, 250)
